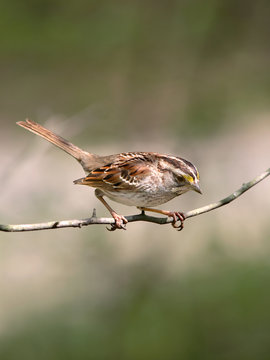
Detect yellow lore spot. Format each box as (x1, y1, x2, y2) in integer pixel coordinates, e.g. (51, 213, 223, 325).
(183, 174, 194, 183)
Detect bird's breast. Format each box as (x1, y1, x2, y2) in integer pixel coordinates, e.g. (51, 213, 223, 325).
(101, 189, 178, 207)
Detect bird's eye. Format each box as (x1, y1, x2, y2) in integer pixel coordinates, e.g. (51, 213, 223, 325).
(174, 174, 186, 185)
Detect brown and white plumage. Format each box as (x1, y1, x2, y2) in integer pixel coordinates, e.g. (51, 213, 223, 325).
(17, 120, 201, 230)
(74, 152, 201, 207)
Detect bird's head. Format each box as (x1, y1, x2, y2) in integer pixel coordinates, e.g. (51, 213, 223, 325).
(160, 155, 202, 195)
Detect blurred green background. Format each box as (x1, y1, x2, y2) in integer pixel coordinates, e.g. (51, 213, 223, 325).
(0, 1, 270, 359)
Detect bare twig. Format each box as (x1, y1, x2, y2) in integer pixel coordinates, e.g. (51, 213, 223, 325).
(185, 167, 270, 218)
(1, 168, 269, 232)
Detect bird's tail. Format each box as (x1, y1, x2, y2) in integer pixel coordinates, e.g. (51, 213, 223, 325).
(17, 119, 89, 162)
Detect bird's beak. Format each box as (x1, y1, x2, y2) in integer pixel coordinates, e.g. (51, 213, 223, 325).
(192, 183, 202, 194)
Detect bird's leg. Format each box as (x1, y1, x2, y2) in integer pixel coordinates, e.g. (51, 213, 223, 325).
(137, 207, 186, 231)
(95, 189, 127, 231)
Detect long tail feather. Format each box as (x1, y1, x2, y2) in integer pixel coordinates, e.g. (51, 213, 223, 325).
(17, 119, 86, 161)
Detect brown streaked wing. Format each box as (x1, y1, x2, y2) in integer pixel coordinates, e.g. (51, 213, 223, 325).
(76, 157, 153, 190)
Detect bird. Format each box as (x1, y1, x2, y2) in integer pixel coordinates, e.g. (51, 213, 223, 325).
(17, 120, 201, 231)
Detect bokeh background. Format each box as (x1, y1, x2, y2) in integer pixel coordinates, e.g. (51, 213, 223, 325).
(1, 1, 270, 359)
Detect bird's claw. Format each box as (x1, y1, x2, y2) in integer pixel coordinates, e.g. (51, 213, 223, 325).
(168, 211, 186, 231)
(107, 213, 128, 231)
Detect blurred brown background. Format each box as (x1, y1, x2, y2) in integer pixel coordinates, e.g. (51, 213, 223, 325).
(0, 1, 270, 359)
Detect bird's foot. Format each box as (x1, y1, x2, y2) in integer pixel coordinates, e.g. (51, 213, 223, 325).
(165, 211, 186, 231)
(107, 212, 128, 231)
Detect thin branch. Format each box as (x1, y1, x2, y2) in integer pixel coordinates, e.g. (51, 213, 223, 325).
(1, 168, 269, 232)
(185, 167, 270, 218)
